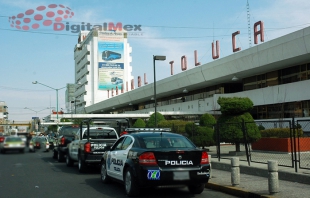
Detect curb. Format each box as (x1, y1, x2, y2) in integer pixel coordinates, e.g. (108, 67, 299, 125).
(205, 182, 275, 198)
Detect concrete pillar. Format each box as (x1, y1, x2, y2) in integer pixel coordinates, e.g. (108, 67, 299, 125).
(231, 157, 240, 186)
(268, 160, 279, 194)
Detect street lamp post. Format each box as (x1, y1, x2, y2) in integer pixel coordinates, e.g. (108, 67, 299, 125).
(32, 81, 66, 123)
(153, 55, 166, 127)
(24, 107, 49, 117)
(24, 107, 49, 131)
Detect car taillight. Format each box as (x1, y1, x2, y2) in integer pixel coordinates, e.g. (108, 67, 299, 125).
(60, 137, 65, 145)
(0, 137, 4, 142)
(139, 152, 158, 166)
(84, 142, 91, 153)
(200, 151, 209, 164)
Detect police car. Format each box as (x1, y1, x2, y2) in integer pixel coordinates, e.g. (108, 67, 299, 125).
(100, 128, 211, 197)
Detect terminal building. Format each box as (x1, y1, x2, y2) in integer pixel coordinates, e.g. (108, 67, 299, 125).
(58, 25, 310, 122)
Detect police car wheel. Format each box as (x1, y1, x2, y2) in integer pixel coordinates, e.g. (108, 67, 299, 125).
(100, 161, 111, 183)
(66, 153, 74, 167)
(52, 150, 57, 159)
(57, 151, 65, 162)
(78, 156, 87, 173)
(124, 168, 140, 197)
(188, 183, 205, 194)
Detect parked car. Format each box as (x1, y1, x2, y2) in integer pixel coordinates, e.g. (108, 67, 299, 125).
(0, 136, 26, 154)
(100, 128, 211, 197)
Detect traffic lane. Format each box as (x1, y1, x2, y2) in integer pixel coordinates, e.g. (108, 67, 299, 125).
(0, 149, 238, 198)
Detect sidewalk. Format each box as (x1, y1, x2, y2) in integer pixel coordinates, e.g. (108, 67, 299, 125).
(205, 146, 310, 198)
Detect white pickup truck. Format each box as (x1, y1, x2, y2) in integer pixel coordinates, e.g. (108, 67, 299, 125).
(66, 126, 119, 172)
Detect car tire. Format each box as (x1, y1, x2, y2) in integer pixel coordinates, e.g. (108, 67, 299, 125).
(188, 183, 205, 194)
(20, 149, 25, 153)
(57, 151, 65, 162)
(78, 155, 87, 173)
(124, 167, 140, 197)
(53, 150, 57, 159)
(100, 160, 111, 183)
(66, 153, 74, 167)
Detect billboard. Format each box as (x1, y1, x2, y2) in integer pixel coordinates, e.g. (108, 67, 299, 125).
(98, 31, 125, 90)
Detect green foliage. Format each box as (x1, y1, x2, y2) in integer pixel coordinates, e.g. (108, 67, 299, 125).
(48, 125, 57, 132)
(60, 118, 71, 122)
(72, 118, 84, 125)
(217, 112, 261, 143)
(258, 125, 265, 130)
(158, 120, 188, 135)
(146, 112, 165, 128)
(192, 126, 215, 147)
(218, 97, 254, 115)
(133, 118, 146, 127)
(185, 122, 199, 137)
(260, 128, 303, 138)
(199, 113, 216, 128)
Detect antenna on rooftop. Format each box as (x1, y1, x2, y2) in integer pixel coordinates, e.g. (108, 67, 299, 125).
(247, 0, 252, 48)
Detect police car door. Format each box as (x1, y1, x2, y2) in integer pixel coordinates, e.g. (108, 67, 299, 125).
(110, 136, 133, 181)
(108, 137, 125, 179)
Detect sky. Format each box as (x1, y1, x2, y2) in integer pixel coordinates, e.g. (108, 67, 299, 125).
(1, 0, 310, 122)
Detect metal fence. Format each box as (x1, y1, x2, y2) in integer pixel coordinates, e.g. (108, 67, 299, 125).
(213, 118, 310, 172)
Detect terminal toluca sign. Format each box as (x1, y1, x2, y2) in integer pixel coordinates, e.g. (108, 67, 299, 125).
(135, 21, 265, 88)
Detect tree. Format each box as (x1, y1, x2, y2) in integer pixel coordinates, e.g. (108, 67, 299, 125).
(133, 118, 146, 127)
(217, 97, 261, 152)
(146, 112, 165, 128)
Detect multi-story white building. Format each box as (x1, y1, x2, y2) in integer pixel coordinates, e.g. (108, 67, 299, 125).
(72, 30, 133, 113)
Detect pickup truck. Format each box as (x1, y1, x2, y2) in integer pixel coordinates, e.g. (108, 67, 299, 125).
(53, 125, 80, 162)
(66, 126, 119, 172)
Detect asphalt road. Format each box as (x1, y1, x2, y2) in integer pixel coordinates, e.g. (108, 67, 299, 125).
(0, 148, 238, 198)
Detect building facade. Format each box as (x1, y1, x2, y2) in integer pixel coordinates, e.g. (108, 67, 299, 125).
(83, 26, 310, 121)
(0, 101, 9, 133)
(72, 30, 133, 113)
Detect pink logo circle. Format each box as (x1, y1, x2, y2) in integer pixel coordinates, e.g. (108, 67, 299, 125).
(8, 4, 74, 31)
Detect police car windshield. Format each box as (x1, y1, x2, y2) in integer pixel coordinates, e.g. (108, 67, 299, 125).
(139, 134, 195, 149)
(84, 129, 117, 139)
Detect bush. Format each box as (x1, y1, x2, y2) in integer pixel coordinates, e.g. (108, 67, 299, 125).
(158, 120, 187, 135)
(258, 125, 265, 130)
(260, 128, 303, 138)
(218, 97, 254, 115)
(199, 113, 216, 128)
(217, 112, 261, 143)
(146, 112, 165, 128)
(185, 122, 199, 137)
(133, 118, 146, 127)
(192, 126, 215, 147)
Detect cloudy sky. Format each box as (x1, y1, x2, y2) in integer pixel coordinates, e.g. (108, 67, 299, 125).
(1, 0, 310, 121)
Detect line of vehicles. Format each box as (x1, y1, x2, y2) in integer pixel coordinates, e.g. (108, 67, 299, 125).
(1, 117, 212, 197)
